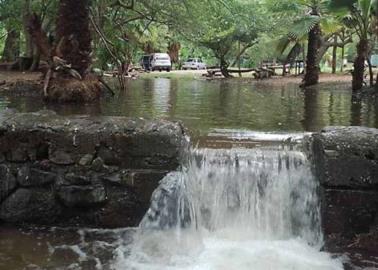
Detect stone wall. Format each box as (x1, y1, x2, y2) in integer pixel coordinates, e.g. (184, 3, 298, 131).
(0, 110, 188, 228)
(308, 126, 378, 265)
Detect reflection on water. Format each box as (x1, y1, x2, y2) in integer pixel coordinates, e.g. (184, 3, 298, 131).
(0, 78, 377, 137)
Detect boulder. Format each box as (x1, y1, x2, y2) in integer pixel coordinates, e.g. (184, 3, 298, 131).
(0, 165, 17, 202)
(311, 126, 378, 189)
(0, 188, 61, 223)
(57, 185, 106, 208)
(308, 126, 378, 265)
(17, 167, 57, 187)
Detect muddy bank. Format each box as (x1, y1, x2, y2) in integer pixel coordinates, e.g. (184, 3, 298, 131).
(0, 110, 188, 228)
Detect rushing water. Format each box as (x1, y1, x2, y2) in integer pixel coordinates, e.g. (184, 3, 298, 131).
(112, 146, 343, 270)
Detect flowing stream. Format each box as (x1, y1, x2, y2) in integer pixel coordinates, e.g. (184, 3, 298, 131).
(112, 146, 343, 270)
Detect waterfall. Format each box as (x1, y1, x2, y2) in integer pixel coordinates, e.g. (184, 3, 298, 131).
(113, 146, 343, 270)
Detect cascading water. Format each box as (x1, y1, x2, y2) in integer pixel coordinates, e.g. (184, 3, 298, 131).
(113, 144, 343, 270)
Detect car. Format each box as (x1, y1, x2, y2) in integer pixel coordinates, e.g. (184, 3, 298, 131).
(140, 55, 152, 71)
(150, 53, 172, 72)
(182, 58, 207, 70)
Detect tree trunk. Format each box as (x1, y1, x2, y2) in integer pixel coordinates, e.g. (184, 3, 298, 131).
(367, 56, 374, 87)
(56, 0, 91, 77)
(29, 45, 40, 71)
(340, 45, 345, 72)
(2, 29, 20, 62)
(167, 42, 180, 64)
(220, 57, 232, 78)
(340, 30, 345, 72)
(352, 38, 368, 92)
(332, 35, 337, 74)
(23, 0, 33, 59)
(303, 21, 321, 87)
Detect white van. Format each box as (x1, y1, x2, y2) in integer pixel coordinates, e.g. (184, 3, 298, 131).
(150, 53, 172, 72)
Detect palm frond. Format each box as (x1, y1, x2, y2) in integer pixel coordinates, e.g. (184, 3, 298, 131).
(286, 43, 302, 63)
(329, 0, 357, 11)
(360, 0, 372, 20)
(287, 15, 321, 41)
(276, 36, 293, 55)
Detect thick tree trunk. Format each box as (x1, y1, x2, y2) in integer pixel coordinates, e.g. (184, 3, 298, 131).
(352, 39, 368, 92)
(167, 42, 180, 64)
(332, 35, 337, 74)
(2, 29, 20, 62)
(29, 45, 40, 71)
(220, 58, 232, 78)
(56, 0, 91, 77)
(303, 22, 321, 87)
(28, 14, 51, 60)
(23, 0, 33, 59)
(144, 43, 154, 54)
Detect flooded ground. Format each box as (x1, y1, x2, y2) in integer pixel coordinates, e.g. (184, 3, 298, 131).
(1, 77, 377, 139)
(0, 76, 377, 269)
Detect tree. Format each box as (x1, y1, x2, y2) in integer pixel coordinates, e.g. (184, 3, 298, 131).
(0, 0, 23, 62)
(56, 0, 91, 76)
(28, 0, 103, 102)
(275, 0, 351, 86)
(172, 0, 266, 77)
(329, 0, 376, 91)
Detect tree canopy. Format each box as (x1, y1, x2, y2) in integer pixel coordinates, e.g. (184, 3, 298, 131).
(1, 0, 378, 90)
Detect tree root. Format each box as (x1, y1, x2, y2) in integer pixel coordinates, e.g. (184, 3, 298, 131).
(45, 77, 102, 103)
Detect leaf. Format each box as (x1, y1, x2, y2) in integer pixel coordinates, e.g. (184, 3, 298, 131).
(287, 15, 321, 41)
(359, 0, 372, 20)
(328, 0, 358, 11)
(276, 37, 292, 55)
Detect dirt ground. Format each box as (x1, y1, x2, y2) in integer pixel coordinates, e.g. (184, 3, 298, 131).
(0, 70, 353, 88)
(0, 71, 42, 84)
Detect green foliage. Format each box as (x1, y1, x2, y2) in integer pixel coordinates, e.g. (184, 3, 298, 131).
(0, 0, 375, 71)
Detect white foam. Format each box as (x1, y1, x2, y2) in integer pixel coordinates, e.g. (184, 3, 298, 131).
(112, 148, 344, 270)
(113, 230, 343, 270)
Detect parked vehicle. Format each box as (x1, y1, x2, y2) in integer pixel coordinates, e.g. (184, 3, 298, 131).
(150, 53, 172, 72)
(182, 58, 207, 70)
(140, 55, 152, 71)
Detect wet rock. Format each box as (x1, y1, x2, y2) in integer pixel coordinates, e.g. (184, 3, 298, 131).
(311, 126, 378, 189)
(308, 126, 378, 260)
(0, 153, 5, 163)
(0, 188, 61, 223)
(17, 167, 56, 187)
(0, 165, 17, 202)
(94, 186, 144, 228)
(5, 147, 29, 162)
(65, 173, 91, 185)
(57, 185, 106, 207)
(97, 146, 120, 166)
(140, 172, 192, 230)
(78, 154, 94, 166)
(322, 189, 378, 236)
(49, 150, 74, 165)
(101, 173, 122, 185)
(91, 157, 105, 172)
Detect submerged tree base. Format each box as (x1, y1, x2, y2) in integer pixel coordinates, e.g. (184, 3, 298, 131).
(46, 77, 103, 103)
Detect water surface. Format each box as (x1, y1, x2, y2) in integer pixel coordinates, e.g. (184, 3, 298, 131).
(0, 78, 376, 269)
(1, 78, 377, 138)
